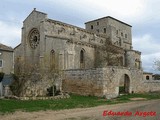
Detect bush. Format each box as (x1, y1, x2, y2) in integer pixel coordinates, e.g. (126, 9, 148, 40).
(119, 86, 125, 93)
(10, 74, 25, 96)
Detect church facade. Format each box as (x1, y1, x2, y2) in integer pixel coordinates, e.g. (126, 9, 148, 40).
(14, 9, 160, 98)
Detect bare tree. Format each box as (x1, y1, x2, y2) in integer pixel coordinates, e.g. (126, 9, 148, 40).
(104, 40, 123, 66)
(96, 40, 123, 67)
(11, 56, 63, 97)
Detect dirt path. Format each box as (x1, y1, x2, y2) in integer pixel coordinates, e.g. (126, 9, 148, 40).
(1, 100, 160, 120)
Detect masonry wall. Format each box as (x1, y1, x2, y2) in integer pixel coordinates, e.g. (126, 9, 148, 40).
(63, 67, 146, 99)
(63, 69, 105, 97)
(0, 51, 13, 74)
(42, 19, 105, 70)
(136, 80, 160, 93)
(21, 10, 47, 69)
(85, 17, 132, 50)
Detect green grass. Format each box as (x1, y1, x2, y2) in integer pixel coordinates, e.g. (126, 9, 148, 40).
(0, 92, 160, 114)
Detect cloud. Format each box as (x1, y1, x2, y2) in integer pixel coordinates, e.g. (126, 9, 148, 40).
(142, 53, 160, 73)
(133, 34, 160, 73)
(0, 21, 21, 48)
(133, 34, 160, 55)
(45, 0, 147, 24)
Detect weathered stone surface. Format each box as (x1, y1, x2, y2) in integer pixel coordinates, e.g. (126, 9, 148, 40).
(63, 67, 160, 98)
(13, 9, 160, 98)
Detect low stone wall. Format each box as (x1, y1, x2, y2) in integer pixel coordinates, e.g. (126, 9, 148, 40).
(62, 69, 105, 97)
(62, 67, 144, 99)
(3, 94, 70, 100)
(62, 67, 160, 98)
(138, 80, 160, 92)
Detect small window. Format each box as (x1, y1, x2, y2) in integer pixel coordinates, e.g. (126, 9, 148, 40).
(0, 60, 3, 68)
(91, 25, 93, 29)
(80, 49, 85, 69)
(97, 22, 99, 25)
(146, 76, 150, 80)
(80, 50, 84, 63)
(125, 34, 127, 38)
(121, 32, 123, 37)
(104, 28, 106, 33)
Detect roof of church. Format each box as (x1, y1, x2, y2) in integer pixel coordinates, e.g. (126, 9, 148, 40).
(46, 19, 106, 38)
(85, 16, 132, 27)
(0, 43, 13, 52)
(23, 8, 47, 23)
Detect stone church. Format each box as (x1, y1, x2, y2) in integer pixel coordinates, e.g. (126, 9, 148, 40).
(14, 8, 160, 98)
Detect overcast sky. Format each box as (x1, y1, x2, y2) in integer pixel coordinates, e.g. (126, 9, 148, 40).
(0, 0, 160, 73)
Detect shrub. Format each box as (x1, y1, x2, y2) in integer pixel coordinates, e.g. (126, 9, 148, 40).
(119, 86, 125, 93)
(10, 74, 25, 96)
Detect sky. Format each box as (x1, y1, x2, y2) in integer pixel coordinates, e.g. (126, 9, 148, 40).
(0, 0, 160, 73)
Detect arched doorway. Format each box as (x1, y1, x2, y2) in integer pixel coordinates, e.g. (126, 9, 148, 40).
(119, 74, 130, 94)
(124, 74, 130, 93)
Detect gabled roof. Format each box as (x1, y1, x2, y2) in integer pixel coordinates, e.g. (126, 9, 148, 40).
(23, 8, 47, 23)
(0, 43, 13, 52)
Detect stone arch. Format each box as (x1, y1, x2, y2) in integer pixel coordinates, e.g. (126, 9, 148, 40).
(119, 73, 131, 94)
(124, 74, 130, 93)
(80, 49, 85, 69)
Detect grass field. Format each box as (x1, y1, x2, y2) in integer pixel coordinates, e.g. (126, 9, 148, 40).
(0, 92, 160, 114)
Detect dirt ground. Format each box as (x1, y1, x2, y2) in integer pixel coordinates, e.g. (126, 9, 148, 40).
(1, 99, 160, 120)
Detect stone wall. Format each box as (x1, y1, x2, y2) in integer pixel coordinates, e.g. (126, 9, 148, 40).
(20, 66, 160, 97)
(20, 71, 62, 97)
(0, 50, 14, 74)
(63, 67, 160, 98)
(63, 69, 105, 97)
(137, 80, 160, 93)
(61, 63, 159, 98)
(85, 17, 132, 50)
(63, 67, 144, 98)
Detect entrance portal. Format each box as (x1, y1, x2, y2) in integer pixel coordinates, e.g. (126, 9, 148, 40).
(124, 74, 130, 93)
(119, 74, 130, 94)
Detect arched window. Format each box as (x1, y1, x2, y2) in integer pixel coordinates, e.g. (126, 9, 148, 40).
(50, 49, 55, 70)
(146, 76, 150, 80)
(80, 49, 85, 68)
(80, 50, 84, 63)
